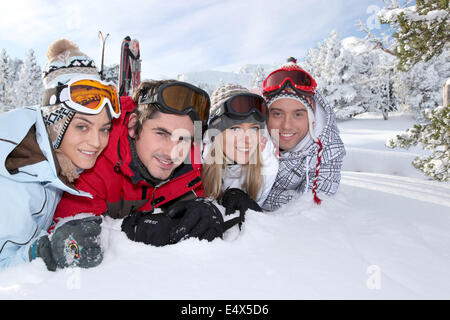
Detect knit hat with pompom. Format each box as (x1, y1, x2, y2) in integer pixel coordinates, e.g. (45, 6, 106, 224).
(41, 39, 100, 150)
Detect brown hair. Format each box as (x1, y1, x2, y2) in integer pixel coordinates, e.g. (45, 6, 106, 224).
(129, 79, 177, 138)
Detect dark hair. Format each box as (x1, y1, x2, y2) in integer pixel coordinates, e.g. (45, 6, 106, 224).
(129, 79, 177, 139)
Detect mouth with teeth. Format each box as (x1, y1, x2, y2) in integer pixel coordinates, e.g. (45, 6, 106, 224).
(78, 149, 98, 158)
(279, 132, 297, 141)
(154, 156, 174, 170)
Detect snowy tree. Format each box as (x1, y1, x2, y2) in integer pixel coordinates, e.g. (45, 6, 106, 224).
(303, 31, 387, 119)
(359, 0, 449, 71)
(103, 64, 119, 84)
(14, 49, 43, 107)
(387, 104, 449, 181)
(392, 48, 450, 116)
(378, 0, 449, 71)
(251, 64, 265, 88)
(0, 49, 15, 106)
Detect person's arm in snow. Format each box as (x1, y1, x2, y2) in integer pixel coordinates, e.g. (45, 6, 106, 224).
(0, 228, 47, 270)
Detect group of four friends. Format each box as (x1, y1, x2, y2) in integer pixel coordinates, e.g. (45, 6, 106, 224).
(0, 39, 345, 271)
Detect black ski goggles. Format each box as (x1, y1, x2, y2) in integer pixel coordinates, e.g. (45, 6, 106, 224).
(209, 93, 268, 124)
(138, 81, 210, 121)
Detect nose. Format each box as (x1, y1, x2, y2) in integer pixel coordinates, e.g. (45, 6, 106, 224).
(166, 139, 188, 162)
(281, 115, 293, 130)
(87, 130, 102, 149)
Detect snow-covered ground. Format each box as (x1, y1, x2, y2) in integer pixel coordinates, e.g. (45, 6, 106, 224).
(0, 112, 449, 299)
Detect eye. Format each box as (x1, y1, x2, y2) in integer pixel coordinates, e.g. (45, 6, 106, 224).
(249, 126, 260, 131)
(270, 111, 282, 118)
(101, 126, 112, 134)
(76, 125, 88, 132)
(178, 136, 191, 144)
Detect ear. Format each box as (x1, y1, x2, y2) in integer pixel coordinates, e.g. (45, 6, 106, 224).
(128, 113, 138, 138)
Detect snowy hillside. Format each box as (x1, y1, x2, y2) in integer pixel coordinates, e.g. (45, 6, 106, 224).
(177, 63, 276, 94)
(0, 112, 449, 300)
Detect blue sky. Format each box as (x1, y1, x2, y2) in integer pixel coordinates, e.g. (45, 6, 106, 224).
(0, 0, 388, 78)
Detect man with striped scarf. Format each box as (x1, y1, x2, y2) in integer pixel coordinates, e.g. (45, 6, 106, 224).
(261, 58, 346, 211)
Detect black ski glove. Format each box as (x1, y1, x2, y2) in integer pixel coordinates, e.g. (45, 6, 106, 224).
(30, 216, 103, 271)
(121, 211, 179, 247)
(220, 188, 262, 228)
(166, 199, 224, 244)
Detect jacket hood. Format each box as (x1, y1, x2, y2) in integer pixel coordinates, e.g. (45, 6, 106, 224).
(281, 90, 341, 159)
(0, 107, 90, 197)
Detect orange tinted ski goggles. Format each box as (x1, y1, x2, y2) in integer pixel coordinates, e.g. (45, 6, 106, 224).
(138, 81, 210, 121)
(42, 76, 121, 118)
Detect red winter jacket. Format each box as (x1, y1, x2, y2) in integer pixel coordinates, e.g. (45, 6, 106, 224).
(53, 96, 204, 222)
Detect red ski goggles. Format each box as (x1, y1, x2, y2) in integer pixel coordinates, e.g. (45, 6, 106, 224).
(262, 68, 317, 97)
(209, 93, 268, 123)
(138, 81, 210, 121)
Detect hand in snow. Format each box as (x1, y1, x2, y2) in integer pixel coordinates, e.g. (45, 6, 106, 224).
(220, 188, 262, 229)
(166, 199, 224, 243)
(30, 216, 104, 271)
(121, 211, 178, 247)
(51, 216, 103, 269)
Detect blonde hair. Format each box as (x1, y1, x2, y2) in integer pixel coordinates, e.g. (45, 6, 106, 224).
(202, 132, 263, 201)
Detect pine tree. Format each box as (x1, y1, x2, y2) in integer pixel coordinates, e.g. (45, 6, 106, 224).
(251, 65, 265, 89)
(103, 64, 119, 84)
(387, 104, 449, 181)
(0, 49, 14, 106)
(15, 49, 43, 107)
(377, 0, 449, 71)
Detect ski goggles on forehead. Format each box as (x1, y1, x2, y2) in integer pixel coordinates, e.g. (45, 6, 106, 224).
(42, 76, 121, 118)
(138, 81, 210, 122)
(263, 69, 317, 97)
(209, 93, 268, 124)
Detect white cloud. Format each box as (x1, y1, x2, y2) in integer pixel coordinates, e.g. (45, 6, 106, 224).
(0, 0, 380, 78)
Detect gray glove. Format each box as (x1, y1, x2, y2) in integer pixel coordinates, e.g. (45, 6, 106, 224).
(30, 216, 103, 271)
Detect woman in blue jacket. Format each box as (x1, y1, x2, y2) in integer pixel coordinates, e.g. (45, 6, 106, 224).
(0, 39, 120, 271)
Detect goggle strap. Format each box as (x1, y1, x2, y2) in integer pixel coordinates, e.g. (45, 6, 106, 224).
(42, 86, 69, 106)
(139, 92, 159, 105)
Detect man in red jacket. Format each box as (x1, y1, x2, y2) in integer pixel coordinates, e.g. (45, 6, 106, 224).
(54, 80, 224, 247)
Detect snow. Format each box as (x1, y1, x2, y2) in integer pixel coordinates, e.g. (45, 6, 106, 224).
(342, 36, 373, 55)
(1, 112, 450, 299)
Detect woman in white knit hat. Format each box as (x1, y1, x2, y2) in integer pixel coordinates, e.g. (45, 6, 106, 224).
(202, 84, 279, 231)
(0, 39, 121, 271)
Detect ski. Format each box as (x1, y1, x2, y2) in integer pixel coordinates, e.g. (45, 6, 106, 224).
(119, 36, 141, 96)
(98, 31, 109, 81)
(129, 39, 141, 93)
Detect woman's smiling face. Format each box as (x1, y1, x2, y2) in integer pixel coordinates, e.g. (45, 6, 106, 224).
(58, 107, 111, 170)
(222, 122, 261, 164)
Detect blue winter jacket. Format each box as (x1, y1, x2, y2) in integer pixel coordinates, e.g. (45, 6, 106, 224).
(0, 106, 91, 270)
